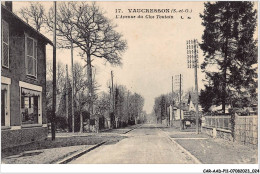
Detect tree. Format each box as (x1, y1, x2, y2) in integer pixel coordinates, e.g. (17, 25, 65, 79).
(17, 2, 45, 31)
(46, 60, 66, 95)
(73, 62, 100, 132)
(199, 73, 223, 112)
(94, 92, 110, 128)
(46, 2, 127, 132)
(160, 95, 167, 121)
(200, 2, 257, 113)
(153, 97, 162, 124)
(46, 61, 66, 127)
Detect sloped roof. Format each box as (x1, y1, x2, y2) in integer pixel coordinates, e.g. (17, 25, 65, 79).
(187, 92, 198, 105)
(2, 5, 53, 45)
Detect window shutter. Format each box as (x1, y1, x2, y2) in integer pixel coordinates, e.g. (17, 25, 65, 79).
(34, 41, 37, 77)
(27, 55, 33, 75)
(25, 36, 37, 77)
(2, 20, 9, 68)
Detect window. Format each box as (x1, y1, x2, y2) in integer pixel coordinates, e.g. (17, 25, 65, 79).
(1, 76, 11, 127)
(2, 20, 9, 68)
(1, 84, 8, 126)
(25, 36, 37, 77)
(21, 88, 41, 125)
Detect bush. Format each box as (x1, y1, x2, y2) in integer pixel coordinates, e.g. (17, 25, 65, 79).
(56, 116, 68, 131)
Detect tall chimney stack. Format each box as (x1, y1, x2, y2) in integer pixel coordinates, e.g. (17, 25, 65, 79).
(3, 1, 13, 12)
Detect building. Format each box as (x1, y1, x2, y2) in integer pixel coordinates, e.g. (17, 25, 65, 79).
(172, 92, 203, 121)
(1, 2, 52, 149)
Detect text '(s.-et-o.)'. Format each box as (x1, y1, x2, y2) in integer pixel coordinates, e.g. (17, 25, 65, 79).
(115, 8, 193, 20)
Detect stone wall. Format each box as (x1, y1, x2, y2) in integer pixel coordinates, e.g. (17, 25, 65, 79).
(1, 127, 48, 149)
(202, 127, 233, 141)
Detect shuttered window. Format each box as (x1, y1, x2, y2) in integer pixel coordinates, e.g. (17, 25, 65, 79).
(25, 36, 37, 77)
(2, 20, 9, 68)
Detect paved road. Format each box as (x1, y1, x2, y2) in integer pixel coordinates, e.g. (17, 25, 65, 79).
(69, 124, 196, 164)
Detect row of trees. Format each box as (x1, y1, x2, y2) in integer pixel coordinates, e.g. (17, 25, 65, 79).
(96, 85, 146, 128)
(199, 1, 257, 113)
(46, 60, 145, 132)
(17, 2, 129, 131)
(46, 60, 94, 132)
(153, 92, 178, 124)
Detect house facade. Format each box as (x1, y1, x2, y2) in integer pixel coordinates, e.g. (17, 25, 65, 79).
(1, 2, 52, 149)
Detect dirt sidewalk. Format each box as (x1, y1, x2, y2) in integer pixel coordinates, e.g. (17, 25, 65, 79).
(162, 126, 258, 164)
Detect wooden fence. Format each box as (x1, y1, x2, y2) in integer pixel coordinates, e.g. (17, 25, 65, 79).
(234, 116, 258, 146)
(204, 115, 232, 130)
(202, 115, 258, 147)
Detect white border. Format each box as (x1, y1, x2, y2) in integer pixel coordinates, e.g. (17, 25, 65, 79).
(0, 1, 259, 174)
(1, 76, 11, 127)
(1, 164, 260, 173)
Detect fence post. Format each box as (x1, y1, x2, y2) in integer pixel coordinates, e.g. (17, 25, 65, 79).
(230, 113, 236, 142)
(223, 116, 224, 129)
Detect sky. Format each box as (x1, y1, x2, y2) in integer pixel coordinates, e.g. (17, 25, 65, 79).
(12, 1, 258, 114)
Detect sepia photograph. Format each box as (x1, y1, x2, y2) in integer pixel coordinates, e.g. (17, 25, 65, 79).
(0, 0, 259, 173)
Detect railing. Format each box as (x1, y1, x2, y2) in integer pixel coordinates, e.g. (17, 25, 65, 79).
(203, 115, 231, 130)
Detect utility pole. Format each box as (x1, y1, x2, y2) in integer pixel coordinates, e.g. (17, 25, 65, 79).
(187, 39, 200, 134)
(172, 76, 174, 98)
(111, 71, 114, 111)
(175, 74, 183, 130)
(71, 40, 74, 133)
(127, 90, 130, 122)
(111, 71, 114, 128)
(51, 1, 57, 141)
(193, 39, 199, 134)
(172, 76, 174, 122)
(66, 65, 69, 127)
(179, 74, 182, 131)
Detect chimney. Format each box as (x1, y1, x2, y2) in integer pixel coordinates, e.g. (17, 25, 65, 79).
(3, 1, 13, 12)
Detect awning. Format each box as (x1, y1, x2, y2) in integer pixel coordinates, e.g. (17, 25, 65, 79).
(21, 88, 40, 96)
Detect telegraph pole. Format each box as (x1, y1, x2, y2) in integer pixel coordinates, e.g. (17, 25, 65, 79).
(111, 71, 114, 111)
(51, 1, 57, 141)
(174, 74, 183, 130)
(71, 41, 74, 133)
(179, 74, 182, 131)
(172, 76, 174, 121)
(194, 39, 199, 134)
(187, 39, 200, 134)
(66, 65, 69, 125)
(172, 76, 174, 97)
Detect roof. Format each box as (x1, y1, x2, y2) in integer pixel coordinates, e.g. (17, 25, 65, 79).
(1, 5, 53, 46)
(187, 92, 198, 105)
(209, 105, 231, 112)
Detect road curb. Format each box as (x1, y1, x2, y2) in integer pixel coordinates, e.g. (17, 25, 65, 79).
(56, 141, 106, 164)
(123, 124, 143, 134)
(159, 128, 202, 164)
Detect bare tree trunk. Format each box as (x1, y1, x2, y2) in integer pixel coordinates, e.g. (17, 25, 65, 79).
(222, 8, 230, 115)
(78, 92, 83, 133)
(80, 111, 83, 133)
(86, 53, 98, 132)
(96, 117, 99, 133)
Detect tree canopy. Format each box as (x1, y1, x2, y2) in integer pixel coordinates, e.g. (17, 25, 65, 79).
(46, 2, 127, 65)
(200, 1, 257, 113)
